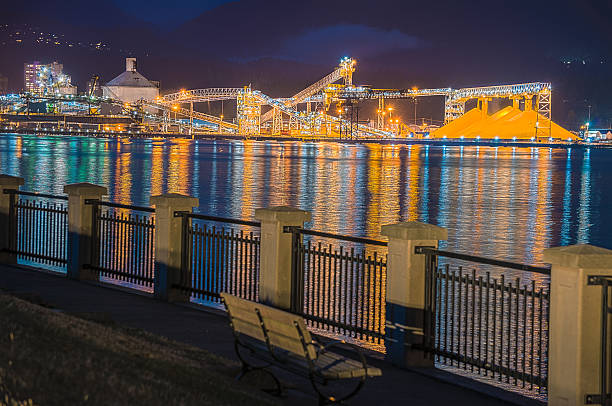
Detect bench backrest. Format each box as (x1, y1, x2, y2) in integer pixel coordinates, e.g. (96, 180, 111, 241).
(221, 293, 316, 360)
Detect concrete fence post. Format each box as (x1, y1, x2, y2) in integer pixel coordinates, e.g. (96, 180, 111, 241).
(381, 221, 447, 368)
(150, 193, 198, 302)
(543, 244, 612, 406)
(64, 183, 107, 281)
(254, 206, 311, 310)
(0, 174, 24, 264)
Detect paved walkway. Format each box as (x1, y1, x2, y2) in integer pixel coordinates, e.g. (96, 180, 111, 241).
(0, 264, 541, 406)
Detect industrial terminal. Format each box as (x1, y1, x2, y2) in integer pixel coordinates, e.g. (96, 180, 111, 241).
(0, 56, 610, 144)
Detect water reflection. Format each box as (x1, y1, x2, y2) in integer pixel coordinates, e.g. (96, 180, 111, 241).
(0, 134, 608, 264)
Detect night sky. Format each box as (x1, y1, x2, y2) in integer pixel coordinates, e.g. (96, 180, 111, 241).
(1, 0, 611, 128)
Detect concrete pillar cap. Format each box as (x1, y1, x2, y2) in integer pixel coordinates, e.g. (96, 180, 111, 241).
(0, 174, 25, 188)
(63, 183, 107, 196)
(381, 221, 447, 240)
(255, 206, 311, 223)
(150, 193, 198, 209)
(543, 244, 612, 268)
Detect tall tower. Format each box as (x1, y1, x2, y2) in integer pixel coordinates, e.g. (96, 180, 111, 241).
(237, 86, 261, 136)
(24, 61, 41, 93)
(339, 57, 356, 86)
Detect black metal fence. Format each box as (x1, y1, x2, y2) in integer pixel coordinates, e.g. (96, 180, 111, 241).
(587, 275, 612, 406)
(286, 227, 388, 344)
(87, 200, 156, 287)
(3, 185, 561, 399)
(5, 189, 68, 269)
(174, 212, 261, 303)
(418, 247, 551, 395)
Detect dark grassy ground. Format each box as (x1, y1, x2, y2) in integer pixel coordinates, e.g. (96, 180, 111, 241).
(0, 293, 280, 406)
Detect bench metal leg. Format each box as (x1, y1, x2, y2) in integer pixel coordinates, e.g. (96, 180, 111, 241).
(233, 341, 284, 396)
(310, 376, 366, 405)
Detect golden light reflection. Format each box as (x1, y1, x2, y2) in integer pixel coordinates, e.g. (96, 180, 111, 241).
(365, 144, 383, 237)
(239, 140, 257, 219)
(0, 135, 596, 271)
(167, 139, 192, 194)
(532, 148, 553, 263)
(15, 137, 22, 159)
(150, 140, 164, 196)
(404, 146, 420, 221)
(113, 138, 132, 205)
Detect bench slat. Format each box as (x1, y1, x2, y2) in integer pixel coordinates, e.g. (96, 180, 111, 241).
(230, 318, 265, 341)
(222, 293, 265, 341)
(256, 305, 317, 359)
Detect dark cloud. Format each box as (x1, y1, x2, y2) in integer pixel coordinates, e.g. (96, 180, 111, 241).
(232, 24, 424, 62)
(110, 0, 233, 26)
(274, 24, 423, 62)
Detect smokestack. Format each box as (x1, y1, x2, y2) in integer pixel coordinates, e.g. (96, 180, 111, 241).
(126, 58, 137, 72)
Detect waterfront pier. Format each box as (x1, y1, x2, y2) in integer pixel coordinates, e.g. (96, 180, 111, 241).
(1, 173, 611, 405)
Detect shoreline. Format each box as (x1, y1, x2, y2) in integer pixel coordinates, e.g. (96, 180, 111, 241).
(1, 128, 610, 149)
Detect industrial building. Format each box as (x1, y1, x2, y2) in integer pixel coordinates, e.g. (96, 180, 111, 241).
(102, 58, 159, 103)
(2, 57, 587, 142)
(23, 61, 76, 95)
(24, 61, 41, 93)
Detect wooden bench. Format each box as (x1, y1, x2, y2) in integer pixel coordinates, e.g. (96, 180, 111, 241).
(221, 293, 382, 405)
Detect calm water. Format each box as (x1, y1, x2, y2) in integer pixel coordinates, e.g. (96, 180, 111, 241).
(1, 134, 610, 265)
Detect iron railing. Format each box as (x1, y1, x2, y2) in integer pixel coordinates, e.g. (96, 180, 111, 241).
(174, 212, 261, 303)
(86, 200, 156, 287)
(4, 189, 68, 269)
(586, 275, 612, 405)
(417, 246, 551, 395)
(286, 227, 388, 344)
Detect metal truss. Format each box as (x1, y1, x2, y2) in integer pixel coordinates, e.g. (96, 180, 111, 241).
(142, 100, 238, 131)
(444, 97, 465, 124)
(536, 88, 551, 120)
(237, 87, 261, 135)
(260, 58, 355, 123)
(377, 97, 384, 130)
(535, 87, 552, 139)
(447, 82, 551, 103)
(253, 89, 393, 138)
(443, 82, 552, 124)
(272, 108, 282, 135)
(335, 87, 452, 100)
(161, 88, 242, 104)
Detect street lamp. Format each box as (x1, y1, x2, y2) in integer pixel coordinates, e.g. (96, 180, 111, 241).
(172, 104, 179, 126)
(582, 105, 592, 138)
(585, 121, 590, 138)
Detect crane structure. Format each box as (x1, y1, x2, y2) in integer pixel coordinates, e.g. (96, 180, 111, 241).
(151, 58, 554, 138)
(259, 56, 355, 124)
